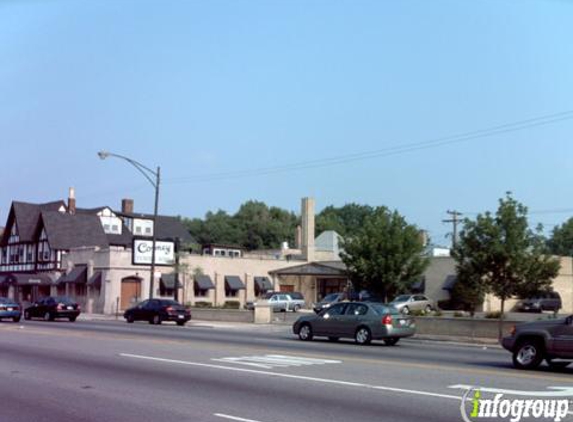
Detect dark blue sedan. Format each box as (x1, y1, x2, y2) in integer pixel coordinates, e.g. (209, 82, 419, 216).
(0, 297, 22, 323)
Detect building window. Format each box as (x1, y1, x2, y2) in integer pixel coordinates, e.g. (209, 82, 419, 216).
(135, 227, 142, 234)
(145, 227, 151, 235)
(194, 288, 209, 297)
(225, 289, 238, 297)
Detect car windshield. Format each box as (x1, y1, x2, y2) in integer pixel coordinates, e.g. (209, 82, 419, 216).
(392, 295, 411, 302)
(54, 296, 75, 304)
(321, 293, 340, 302)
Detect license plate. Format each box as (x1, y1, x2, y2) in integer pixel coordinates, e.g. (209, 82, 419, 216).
(7, 308, 13, 312)
(67, 306, 73, 310)
(178, 315, 184, 319)
(399, 319, 407, 326)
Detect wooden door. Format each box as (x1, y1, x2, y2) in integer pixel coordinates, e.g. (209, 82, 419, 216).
(121, 278, 141, 310)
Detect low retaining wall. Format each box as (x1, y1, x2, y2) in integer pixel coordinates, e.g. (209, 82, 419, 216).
(414, 317, 518, 339)
(190, 308, 254, 323)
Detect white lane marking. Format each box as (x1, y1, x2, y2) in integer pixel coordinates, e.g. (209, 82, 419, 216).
(211, 354, 342, 369)
(214, 414, 266, 422)
(449, 384, 573, 397)
(120, 353, 460, 401)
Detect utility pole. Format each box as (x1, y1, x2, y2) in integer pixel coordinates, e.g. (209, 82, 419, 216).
(443, 210, 463, 249)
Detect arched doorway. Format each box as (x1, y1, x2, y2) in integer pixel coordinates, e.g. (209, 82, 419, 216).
(121, 276, 142, 310)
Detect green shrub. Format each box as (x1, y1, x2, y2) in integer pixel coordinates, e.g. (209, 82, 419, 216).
(222, 301, 241, 309)
(485, 311, 502, 319)
(193, 301, 213, 308)
(453, 311, 465, 318)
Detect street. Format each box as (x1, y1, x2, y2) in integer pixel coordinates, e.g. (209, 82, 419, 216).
(1, 319, 571, 422)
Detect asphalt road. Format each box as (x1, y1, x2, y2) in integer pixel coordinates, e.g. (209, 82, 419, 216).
(0, 319, 571, 422)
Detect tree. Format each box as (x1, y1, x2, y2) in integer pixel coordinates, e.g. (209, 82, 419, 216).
(340, 207, 429, 302)
(547, 217, 573, 256)
(316, 204, 374, 238)
(183, 201, 298, 251)
(453, 193, 560, 337)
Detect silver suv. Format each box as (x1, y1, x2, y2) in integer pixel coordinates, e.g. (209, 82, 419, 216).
(389, 294, 435, 314)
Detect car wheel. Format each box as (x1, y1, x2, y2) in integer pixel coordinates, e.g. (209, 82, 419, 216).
(328, 337, 339, 342)
(546, 359, 571, 369)
(384, 337, 400, 346)
(513, 339, 544, 369)
(298, 323, 313, 341)
(177, 321, 186, 327)
(13, 316, 21, 323)
(402, 306, 410, 315)
(293, 305, 301, 313)
(44, 312, 54, 322)
(425, 305, 432, 313)
(69, 316, 77, 322)
(126, 314, 135, 323)
(152, 315, 162, 325)
(355, 326, 372, 345)
(24, 311, 31, 320)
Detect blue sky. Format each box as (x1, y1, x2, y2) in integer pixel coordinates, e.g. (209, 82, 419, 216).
(1, 0, 572, 246)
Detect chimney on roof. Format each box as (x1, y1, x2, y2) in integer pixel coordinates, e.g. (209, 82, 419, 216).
(68, 187, 76, 214)
(122, 198, 134, 214)
(301, 197, 315, 262)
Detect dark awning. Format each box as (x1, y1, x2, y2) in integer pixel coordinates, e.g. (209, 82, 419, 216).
(59, 266, 87, 284)
(160, 273, 182, 289)
(254, 276, 273, 291)
(442, 275, 458, 291)
(87, 271, 102, 287)
(6, 273, 56, 286)
(195, 275, 215, 290)
(225, 275, 245, 291)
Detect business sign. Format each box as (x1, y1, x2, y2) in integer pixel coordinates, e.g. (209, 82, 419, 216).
(132, 239, 175, 266)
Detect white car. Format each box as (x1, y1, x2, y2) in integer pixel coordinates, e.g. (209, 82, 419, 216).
(245, 292, 305, 312)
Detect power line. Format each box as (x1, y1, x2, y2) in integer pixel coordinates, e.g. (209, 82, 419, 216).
(164, 110, 573, 185)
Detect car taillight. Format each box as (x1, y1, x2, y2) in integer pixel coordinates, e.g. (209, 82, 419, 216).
(77, 305, 81, 311)
(382, 315, 393, 325)
(57, 304, 64, 310)
(166, 306, 174, 313)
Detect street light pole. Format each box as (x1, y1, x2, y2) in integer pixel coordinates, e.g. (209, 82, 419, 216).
(98, 151, 160, 300)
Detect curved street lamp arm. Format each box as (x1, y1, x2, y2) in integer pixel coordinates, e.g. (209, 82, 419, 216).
(100, 152, 158, 188)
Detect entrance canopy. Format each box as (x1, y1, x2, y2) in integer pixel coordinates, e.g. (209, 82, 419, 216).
(4, 273, 58, 286)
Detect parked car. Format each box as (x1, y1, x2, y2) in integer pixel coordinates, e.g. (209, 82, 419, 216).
(313, 292, 345, 313)
(24, 296, 81, 322)
(293, 302, 416, 345)
(356, 290, 382, 302)
(0, 297, 21, 323)
(245, 292, 305, 312)
(516, 291, 561, 313)
(124, 299, 191, 325)
(389, 294, 435, 314)
(501, 315, 573, 369)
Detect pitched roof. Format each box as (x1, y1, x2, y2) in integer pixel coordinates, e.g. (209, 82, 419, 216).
(40, 211, 109, 250)
(116, 211, 194, 244)
(9, 201, 66, 243)
(269, 261, 348, 276)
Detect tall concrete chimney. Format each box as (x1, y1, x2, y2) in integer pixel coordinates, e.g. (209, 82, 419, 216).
(68, 187, 76, 214)
(301, 197, 315, 262)
(295, 225, 302, 249)
(122, 198, 134, 214)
